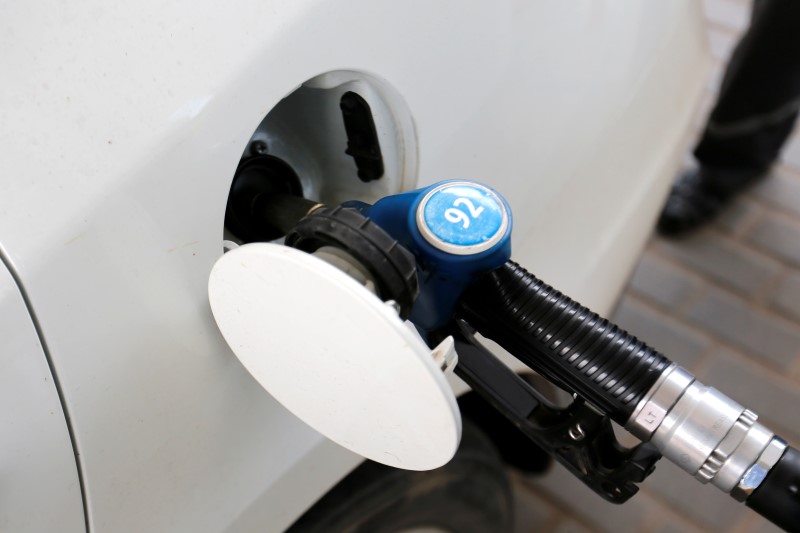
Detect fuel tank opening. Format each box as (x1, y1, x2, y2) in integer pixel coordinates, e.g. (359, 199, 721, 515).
(223, 70, 418, 246)
(225, 155, 304, 243)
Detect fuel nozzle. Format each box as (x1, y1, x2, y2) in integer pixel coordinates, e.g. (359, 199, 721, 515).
(362, 180, 800, 529)
(253, 193, 324, 236)
(214, 179, 800, 530)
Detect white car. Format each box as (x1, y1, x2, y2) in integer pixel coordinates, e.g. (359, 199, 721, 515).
(0, 1, 708, 531)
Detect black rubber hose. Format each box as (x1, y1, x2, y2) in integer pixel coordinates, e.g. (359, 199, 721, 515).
(457, 261, 670, 424)
(746, 446, 800, 532)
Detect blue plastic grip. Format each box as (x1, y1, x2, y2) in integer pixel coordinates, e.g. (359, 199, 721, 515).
(366, 180, 513, 332)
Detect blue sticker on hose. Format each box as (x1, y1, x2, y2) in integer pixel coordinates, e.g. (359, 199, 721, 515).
(421, 183, 506, 249)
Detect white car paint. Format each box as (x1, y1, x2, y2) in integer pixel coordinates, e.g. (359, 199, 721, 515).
(0, 1, 709, 531)
(0, 264, 84, 532)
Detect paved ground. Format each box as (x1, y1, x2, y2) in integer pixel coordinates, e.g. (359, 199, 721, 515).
(513, 1, 800, 531)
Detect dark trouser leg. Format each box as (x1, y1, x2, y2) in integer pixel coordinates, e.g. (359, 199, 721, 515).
(694, 0, 800, 195)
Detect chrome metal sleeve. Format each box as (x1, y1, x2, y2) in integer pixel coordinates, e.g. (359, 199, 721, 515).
(731, 437, 788, 502)
(711, 413, 773, 492)
(626, 364, 694, 440)
(651, 379, 748, 476)
(695, 409, 757, 483)
(626, 365, 781, 496)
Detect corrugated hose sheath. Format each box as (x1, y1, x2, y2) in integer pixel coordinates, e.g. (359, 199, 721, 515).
(457, 261, 670, 423)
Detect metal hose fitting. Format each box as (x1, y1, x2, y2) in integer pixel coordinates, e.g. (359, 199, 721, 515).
(626, 364, 783, 496)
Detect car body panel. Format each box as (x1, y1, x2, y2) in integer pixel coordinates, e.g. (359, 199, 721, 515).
(0, 262, 85, 531)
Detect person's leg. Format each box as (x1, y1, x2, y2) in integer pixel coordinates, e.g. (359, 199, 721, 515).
(659, 0, 800, 236)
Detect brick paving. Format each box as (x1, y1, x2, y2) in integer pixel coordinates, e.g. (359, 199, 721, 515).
(513, 1, 800, 531)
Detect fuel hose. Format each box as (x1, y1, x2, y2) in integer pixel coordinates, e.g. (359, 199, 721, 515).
(458, 261, 800, 532)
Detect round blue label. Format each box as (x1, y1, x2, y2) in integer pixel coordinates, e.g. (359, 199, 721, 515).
(418, 182, 507, 253)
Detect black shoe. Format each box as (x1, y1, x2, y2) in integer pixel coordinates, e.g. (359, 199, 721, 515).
(657, 168, 740, 237)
